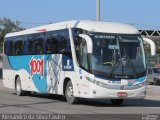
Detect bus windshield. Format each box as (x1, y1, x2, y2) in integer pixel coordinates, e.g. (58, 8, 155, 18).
(72, 28, 146, 79)
(89, 33, 146, 79)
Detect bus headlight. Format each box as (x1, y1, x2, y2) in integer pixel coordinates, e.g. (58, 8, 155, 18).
(86, 76, 95, 83)
(86, 76, 107, 88)
(86, 76, 146, 90)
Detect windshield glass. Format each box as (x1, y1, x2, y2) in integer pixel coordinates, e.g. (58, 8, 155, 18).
(72, 28, 146, 79)
(89, 33, 146, 79)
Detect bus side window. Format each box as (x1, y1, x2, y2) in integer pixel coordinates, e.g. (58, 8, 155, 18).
(9, 41, 14, 56)
(27, 35, 34, 55)
(58, 30, 70, 54)
(28, 41, 33, 55)
(4, 40, 9, 55)
(45, 37, 58, 54)
(72, 28, 86, 63)
(34, 33, 45, 54)
(79, 39, 88, 69)
(14, 40, 23, 55)
(46, 29, 71, 55)
(21, 35, 28, 55)
(46, 31, 59, 54)
(59, 36, 67, 53)
(34, 39, 44, 54)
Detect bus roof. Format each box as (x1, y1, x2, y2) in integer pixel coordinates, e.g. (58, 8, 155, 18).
(5, 20, 140, 38)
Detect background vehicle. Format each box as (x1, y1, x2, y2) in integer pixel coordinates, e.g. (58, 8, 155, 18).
(147, 68, 160, 85)
(3, 20, 155, 105)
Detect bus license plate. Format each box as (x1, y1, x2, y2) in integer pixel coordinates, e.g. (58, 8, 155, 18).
(117, 92, 128, 97)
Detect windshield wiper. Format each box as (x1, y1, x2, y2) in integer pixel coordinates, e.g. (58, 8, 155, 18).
(109, 59, 121, 78)
(109, 58, 138, 79)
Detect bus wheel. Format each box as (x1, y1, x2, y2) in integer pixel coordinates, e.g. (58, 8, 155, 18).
(15, 77, 24, 96)
(111, 99, 124, 106)
(65, 81, 78, 104)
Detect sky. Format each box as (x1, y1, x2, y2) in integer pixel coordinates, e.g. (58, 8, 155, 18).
(0, 0, 160, 29)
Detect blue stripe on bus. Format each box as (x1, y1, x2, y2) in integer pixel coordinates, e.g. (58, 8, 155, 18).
(8, 54, 74, 93)
(9, 55, 48, 93)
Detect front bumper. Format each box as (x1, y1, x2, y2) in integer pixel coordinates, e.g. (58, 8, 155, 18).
(85, 83, 146, 99)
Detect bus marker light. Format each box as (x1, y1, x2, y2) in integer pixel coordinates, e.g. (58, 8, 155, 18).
(36, 29, 47, 32)
(117, 92, 128, 97)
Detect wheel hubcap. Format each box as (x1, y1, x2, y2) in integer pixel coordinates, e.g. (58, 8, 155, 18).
(67, 86, 73, 98)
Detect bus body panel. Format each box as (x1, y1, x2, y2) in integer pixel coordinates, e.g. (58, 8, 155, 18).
(3, 54, 76, 95)
(87, 83, 146, 99)
(3, 54, 14, 89)
(78, 69, 146, 99)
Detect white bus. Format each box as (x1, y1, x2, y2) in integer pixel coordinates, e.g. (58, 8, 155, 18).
(3, 20, 155, 105)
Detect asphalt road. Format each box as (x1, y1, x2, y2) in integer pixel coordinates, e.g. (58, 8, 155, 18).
(0, 81, 160, 120)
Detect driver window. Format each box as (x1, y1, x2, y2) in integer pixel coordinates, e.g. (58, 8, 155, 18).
(80, 40, 88, 69)
(72, 28, 89, 69)
(76, 38, 88, 70)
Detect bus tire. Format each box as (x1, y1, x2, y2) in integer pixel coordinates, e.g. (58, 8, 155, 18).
(15, 76, 24, 96)
(111, 99, 124, 106)
(65, 81, 78, 104)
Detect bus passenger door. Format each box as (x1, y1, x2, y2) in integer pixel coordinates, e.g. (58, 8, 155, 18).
(46, 54, 61, 94)
(75, 39, 90, 97)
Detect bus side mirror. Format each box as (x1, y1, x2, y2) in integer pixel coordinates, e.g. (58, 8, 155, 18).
(79, 34, 93, 53)
(143, 37, 156, 56)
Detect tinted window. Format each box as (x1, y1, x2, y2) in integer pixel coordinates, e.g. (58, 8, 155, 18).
(27, 35, 34, 55)
(8, 41, 14, 55)
(72, 28, 87, 65)
(59, 35, 67, 53)
(46, 34, 58, 54)
(22, 35, 28, 55)
(14, 40, 23, 55)
(26, 33, 45, 55)
(5, 29, 71, 56)
(5, 37, 25, 56)
(33, 33, 45, 54)
(46, 29, 71, 54)
(4, 39, 10, 55)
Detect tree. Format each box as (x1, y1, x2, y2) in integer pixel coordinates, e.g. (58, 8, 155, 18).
(0, 17, 25, 53)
